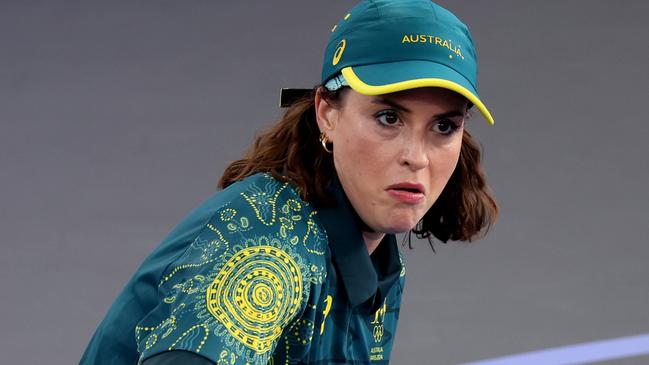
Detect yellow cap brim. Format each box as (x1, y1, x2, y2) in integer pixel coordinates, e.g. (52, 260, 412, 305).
(342, 67, 495, 125)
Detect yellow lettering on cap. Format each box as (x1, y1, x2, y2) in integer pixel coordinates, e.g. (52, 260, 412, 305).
(400, 34, 466, 61)
(332, 39, 346, 66)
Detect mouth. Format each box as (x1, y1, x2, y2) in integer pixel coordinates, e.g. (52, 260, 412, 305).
(386, 183, 426, 195)
(386, 183, 426, 204)
(394, 187, 421, 194)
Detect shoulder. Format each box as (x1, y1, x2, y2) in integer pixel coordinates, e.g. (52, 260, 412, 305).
(163, 172, 328, 278)
(210, 173, 327, 254)
(221, 172, 308, 226)
(136, 173, 329, 363)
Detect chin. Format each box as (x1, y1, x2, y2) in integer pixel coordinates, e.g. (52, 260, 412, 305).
(377, 215, 420, 234)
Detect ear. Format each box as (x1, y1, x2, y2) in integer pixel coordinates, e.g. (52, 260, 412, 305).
(314, 87, 339, 134)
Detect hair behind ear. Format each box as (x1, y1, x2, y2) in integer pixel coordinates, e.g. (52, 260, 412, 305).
(218, 86, 347, 206)
(413, 129, 498, 243)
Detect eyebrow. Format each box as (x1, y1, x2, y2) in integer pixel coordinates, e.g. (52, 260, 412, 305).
(372, 97, 412, 113)
(370, 97, 466, 119)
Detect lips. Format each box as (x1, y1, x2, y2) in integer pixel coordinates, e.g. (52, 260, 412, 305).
(386, 183, 426, 195)
(386, 183, 426, 204)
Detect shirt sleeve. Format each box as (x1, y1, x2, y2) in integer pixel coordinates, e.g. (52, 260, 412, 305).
(135, 194, 313, 365)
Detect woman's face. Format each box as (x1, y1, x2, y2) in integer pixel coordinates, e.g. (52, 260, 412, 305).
(316, 87, 468, 234)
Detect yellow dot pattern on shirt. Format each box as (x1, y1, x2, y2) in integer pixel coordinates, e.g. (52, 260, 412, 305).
(135, 316, 177, 343)
(241, 183, 288, 227)
(293, 319, 314, 344)
(168, 323, 209, 353)
(158, 223, 228, 287)
(206, 245, 303, 354)
(144, 334, 157, 350)
(220, 208, 237, 221)
(304, 211, 325, 255)
(282, 318, 314, 364)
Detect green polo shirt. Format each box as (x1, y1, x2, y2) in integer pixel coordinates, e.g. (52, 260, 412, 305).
(80, 172, 406, 364)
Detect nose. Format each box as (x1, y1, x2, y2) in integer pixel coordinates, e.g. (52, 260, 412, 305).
(399, 137, 428, 171)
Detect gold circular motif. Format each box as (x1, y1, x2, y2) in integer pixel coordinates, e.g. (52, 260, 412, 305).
(253, 284, 273, 306)
(206, 245, 303, 354)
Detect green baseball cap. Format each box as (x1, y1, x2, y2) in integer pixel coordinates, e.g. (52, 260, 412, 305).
(321, 0, 494, 125)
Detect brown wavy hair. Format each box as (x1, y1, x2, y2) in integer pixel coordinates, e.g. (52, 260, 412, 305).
(219, 85, 498, 244)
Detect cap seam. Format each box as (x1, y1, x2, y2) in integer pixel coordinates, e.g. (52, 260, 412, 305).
(429, 1, 439, 19)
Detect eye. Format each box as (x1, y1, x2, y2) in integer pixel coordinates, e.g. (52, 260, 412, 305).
(374, 110, 400, 127)
(432, 119, 460, 135)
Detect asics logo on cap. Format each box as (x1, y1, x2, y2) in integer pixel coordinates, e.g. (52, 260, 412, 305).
(332, 39, 346, 66)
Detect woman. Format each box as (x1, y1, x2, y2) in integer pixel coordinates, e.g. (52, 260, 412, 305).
(81, 0, 497, 364)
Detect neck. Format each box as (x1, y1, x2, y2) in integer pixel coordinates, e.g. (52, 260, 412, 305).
(362, 231, 385, 256)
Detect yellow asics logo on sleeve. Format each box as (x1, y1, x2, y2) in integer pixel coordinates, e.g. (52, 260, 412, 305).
(332, 39, 346, 66)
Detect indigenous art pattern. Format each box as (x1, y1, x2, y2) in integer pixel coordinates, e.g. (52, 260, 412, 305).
(136, 174, 327, 365)
(206, 245, 304, 353)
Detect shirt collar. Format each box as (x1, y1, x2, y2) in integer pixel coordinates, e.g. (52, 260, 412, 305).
(315, 175, 403, 310)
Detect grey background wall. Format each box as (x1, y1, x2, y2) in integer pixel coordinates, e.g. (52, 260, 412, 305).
(1, 1, 648, 364)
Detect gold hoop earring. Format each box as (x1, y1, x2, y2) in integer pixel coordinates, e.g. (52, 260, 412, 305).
(319, 132, 333, 153)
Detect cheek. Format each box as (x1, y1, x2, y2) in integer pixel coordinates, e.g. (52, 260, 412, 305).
(331, 121, 397, 217)
(332, 116, 388, 174)
(428, 136, 463, 197)
(333, 129, 386, 180)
